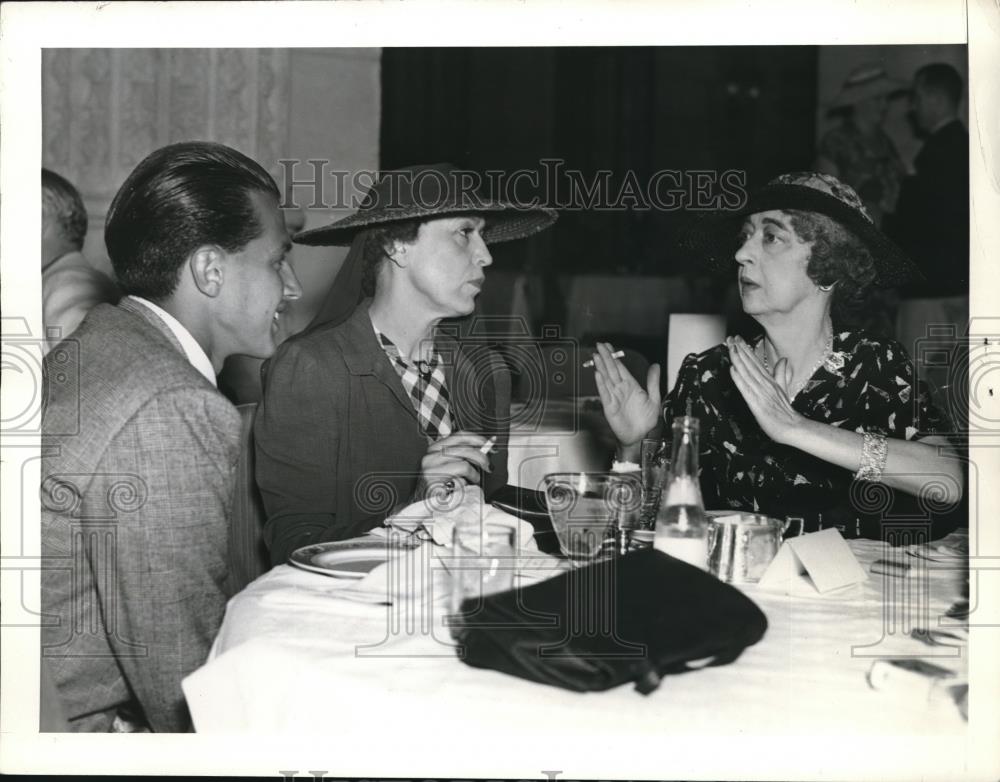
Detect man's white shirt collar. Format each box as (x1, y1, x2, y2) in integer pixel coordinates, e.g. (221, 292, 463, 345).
(127, 296, 217, 387)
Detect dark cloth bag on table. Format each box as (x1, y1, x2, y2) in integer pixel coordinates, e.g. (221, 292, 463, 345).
(452, 548, 768, 695)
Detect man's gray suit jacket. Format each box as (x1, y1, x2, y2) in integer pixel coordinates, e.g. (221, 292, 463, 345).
(41, 298, 241, 732)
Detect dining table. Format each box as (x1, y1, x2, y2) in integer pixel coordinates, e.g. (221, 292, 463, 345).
(182, 520, 971, 780)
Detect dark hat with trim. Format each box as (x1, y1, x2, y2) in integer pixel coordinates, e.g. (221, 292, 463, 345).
(294, 162, 558, 247)
(684, 171, 922, 287)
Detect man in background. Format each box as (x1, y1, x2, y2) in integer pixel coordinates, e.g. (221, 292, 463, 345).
(41, 168, 120, 353)
(41, 141, 302, 732)
(885, 62, 969, 402)
(887, 62, 969, 298)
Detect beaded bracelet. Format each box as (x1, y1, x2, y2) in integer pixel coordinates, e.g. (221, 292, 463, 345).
(855, 431, 888, 482)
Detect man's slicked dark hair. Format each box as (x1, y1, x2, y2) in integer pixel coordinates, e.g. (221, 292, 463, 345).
(105, 141, 279, 301)
(916, 62, 963, 108)
(42, 168, 88, 251)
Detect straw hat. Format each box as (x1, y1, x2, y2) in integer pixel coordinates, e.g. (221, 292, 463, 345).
(294, 162, 557, 247)
(828, 63, 908, 113)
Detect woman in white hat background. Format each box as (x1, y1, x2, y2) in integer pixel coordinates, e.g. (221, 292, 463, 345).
(254, 163, 557, 563)
(593, 172, 964, 540)
(814, 63, 909, 228)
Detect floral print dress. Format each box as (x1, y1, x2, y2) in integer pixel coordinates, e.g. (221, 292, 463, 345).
(663, 330, 958, 539)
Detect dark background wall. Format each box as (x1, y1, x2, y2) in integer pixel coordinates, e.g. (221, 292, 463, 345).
(380, 46, 819, 276)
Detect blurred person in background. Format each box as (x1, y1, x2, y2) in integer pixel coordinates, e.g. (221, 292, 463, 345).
(885, 62, 969, 401)
(887, 62, 969, 297)
(815, 63, 908, 228)
(814, 64, 910, 339)
(41, 168, 120, 353)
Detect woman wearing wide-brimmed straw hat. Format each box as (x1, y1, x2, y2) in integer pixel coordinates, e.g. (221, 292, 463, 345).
(254, 163, 557, 562)
(814, 63, 909, 227)
(592, 172, 963, 539)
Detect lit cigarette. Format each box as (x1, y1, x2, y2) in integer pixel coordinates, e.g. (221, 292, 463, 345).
(582, 350, 624, 368)
(479, 436, 497, 455)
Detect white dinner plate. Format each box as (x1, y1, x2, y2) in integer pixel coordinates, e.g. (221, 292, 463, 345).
(288, 537, 417, 579)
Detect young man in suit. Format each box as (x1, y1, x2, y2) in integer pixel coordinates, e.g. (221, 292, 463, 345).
(41, 141, 302, 732)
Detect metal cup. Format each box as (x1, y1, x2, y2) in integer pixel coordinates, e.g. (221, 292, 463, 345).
(707, 513, 789, 584)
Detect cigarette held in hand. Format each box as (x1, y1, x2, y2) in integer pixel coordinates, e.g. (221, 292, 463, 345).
(479, 436, 498, 455)
(582, 350, 625, 368)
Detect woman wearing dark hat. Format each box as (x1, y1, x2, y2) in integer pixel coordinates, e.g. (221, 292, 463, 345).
(254, 163, 557, 563)
(593, 172, 963, 539)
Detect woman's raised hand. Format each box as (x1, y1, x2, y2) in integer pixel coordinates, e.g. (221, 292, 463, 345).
(727, 336, 804, 444)
(592, 342, 661, 448)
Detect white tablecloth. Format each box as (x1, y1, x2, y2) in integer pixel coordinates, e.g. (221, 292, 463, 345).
(183, 531, 969, 777)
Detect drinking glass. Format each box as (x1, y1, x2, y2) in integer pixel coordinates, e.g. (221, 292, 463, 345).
(542, 472, 641, 565)
(449, 522, 517, 618)
(640, 437, 670, 530)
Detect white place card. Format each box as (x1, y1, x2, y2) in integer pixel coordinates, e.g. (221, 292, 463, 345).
(758, 528, 868, 595)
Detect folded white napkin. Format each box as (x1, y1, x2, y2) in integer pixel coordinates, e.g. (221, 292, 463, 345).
(384, 485, 539, 552)
(365, 488, 564, 600)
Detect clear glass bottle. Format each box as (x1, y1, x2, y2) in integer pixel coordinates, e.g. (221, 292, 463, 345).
(654, 414, 709, 569)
